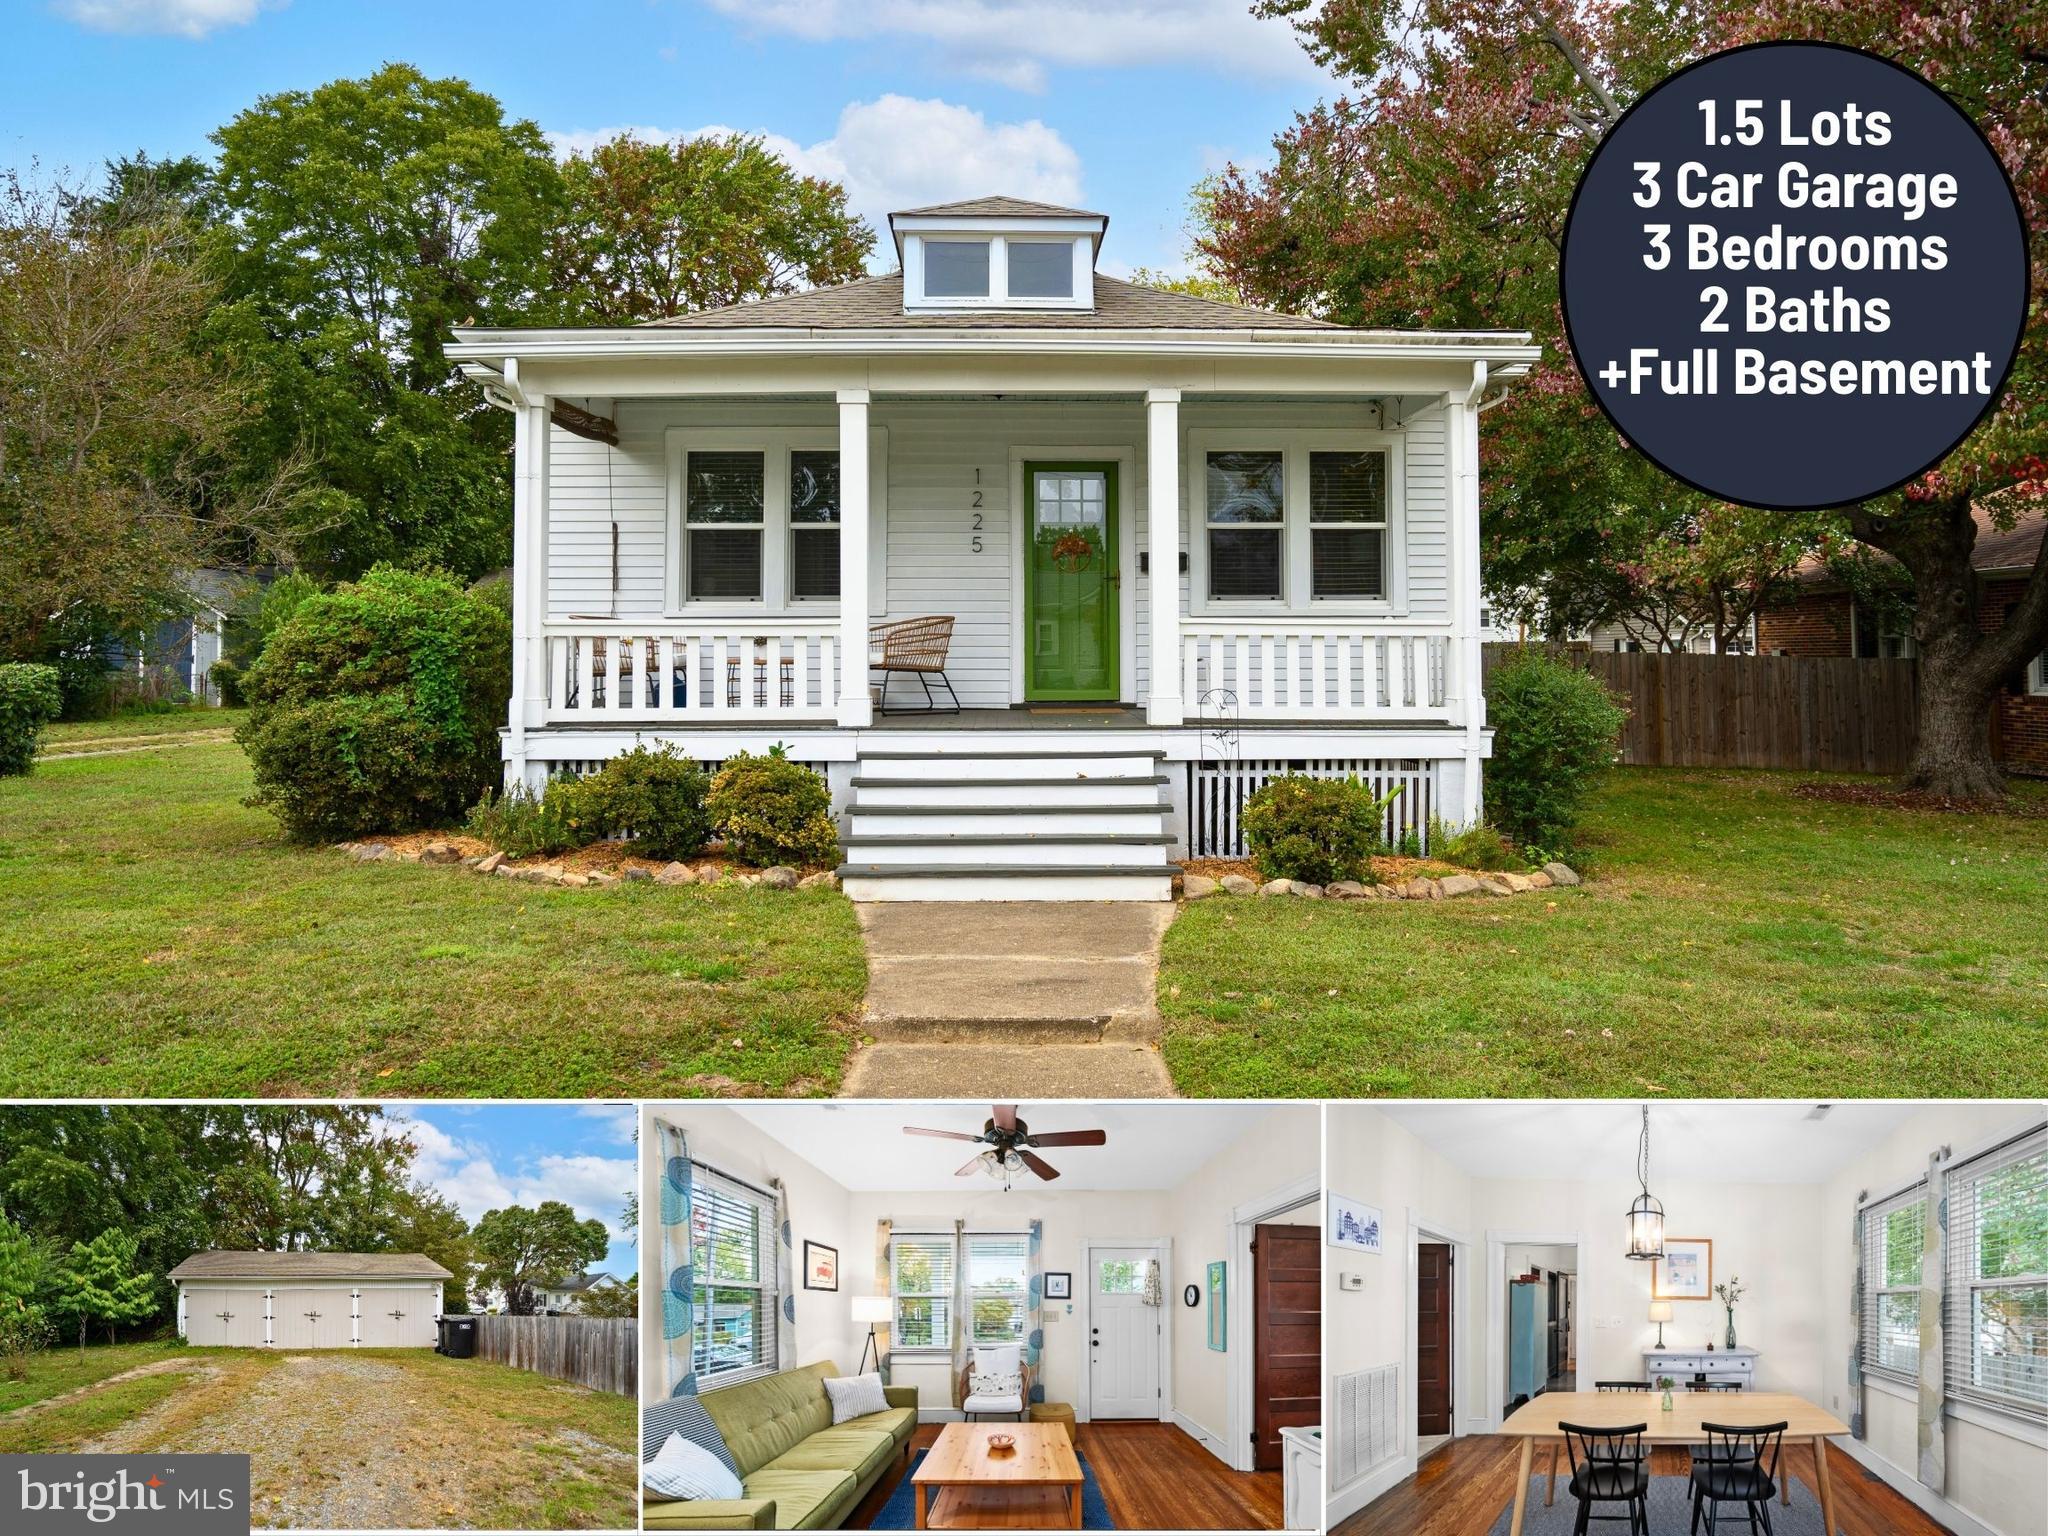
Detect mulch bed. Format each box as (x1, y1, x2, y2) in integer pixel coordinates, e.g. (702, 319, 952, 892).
(1181, 853, 1473, 884)
(1791, 781, 2048, 818)
(369, 829, 831, 880)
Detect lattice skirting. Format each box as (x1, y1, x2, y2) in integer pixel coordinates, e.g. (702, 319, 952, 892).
(1184, 758, 1440, 859)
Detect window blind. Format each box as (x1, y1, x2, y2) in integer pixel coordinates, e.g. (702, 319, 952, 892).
(966, 1233, 1030, 1344)
(1943, 1125, 2047, 1420)
(1206, 450, 1283, 600)
(1860, 1179, 1926, 1384)
(891, 1233, 955, 1350)
(691, 1164, 777, 1387)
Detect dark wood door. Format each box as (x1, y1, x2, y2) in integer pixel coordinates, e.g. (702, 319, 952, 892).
(1417, 1242, 1453, 1437)
(1251, 1223, 1320, 1473)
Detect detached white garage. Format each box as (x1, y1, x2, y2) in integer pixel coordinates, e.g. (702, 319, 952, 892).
(170, 1251, 450, 1349)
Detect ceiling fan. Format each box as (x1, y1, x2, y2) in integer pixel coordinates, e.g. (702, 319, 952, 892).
(902, 1104, 1108, 1187)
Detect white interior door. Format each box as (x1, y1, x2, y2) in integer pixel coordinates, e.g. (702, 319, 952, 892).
(1089, 1246, 1160, 1420)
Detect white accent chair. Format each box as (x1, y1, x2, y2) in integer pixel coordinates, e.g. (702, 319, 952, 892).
(957, 1343, 1030, 1422)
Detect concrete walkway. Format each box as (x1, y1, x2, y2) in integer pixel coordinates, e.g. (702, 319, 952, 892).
(840, 902, 1178, 1097)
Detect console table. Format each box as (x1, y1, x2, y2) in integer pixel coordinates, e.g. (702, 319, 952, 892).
(1643, 1346, 1759, 1390)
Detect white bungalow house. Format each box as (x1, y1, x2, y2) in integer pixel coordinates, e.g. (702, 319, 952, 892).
(448, 197, 1537, 901)
(534, 1269, 623, 1314)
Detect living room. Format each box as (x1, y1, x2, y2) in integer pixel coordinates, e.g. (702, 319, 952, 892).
(639, 1101, 1321, 1530)
(1326, 1101, 2046, 1536)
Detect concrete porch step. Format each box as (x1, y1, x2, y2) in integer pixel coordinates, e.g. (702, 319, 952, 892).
(838, 864, 1178, 902)
(841, 834, 1174, 868)
(849, 774, 1172, 808)
(844, 804, 1173, 837)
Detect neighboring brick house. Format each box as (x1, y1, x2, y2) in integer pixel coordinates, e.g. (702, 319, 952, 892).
(1756, 509, 2048, 776)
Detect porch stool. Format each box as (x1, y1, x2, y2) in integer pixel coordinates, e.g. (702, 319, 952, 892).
(1028, 1401, 1078, 1447)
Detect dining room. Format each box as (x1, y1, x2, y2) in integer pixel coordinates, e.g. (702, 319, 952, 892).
(1325, 1101, 2046, 1536)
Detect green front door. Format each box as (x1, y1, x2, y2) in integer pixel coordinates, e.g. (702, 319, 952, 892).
(1024, 461, 1119, 700)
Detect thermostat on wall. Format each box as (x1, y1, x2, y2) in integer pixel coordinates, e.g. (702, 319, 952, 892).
(1338, 1272, 1365, 1292)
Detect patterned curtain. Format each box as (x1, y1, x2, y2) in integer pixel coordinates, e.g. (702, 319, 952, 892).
(1848, 1203, 1866, 1440)
(1142, 1258, 1163, 1309)
(658, 1120, 696, 1397)
(1917, 1149, 1950, 1492)
(873, 1218, 893, 1384)
(771, 1177, 797, 1371)
(1025, 1220, 1045, 1405)
(950, 1217, 968, 1408)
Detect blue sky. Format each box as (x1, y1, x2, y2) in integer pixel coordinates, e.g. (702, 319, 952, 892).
(380, 1101, 639, 1279)
(0, 0, 1337, 275)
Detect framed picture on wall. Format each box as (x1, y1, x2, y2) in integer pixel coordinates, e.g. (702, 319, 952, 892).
(1044, 1271, 1072, 1301)
(1206, 1261, 1227, 1351)
(803, 1240, 839, 1291)
(1653, 1238, 1712, 1301)
(1328, 1194, 1383, 1253)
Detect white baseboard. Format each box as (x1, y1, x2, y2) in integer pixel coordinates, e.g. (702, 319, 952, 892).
(1172, 1410, 1230, 1467)
(1326, 1455, 1414, 1528)
(1837, 1438, 2004, 1536)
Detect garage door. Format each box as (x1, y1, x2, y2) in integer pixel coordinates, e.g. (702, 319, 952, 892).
(357, 1285, 437, 1347)
(272, 1288, 353, 1348)
(184, 1287, 266, 1347)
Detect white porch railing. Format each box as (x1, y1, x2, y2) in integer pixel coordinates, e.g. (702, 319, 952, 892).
(1180, 624, 1453, 720)
(543, 622, 840, 722)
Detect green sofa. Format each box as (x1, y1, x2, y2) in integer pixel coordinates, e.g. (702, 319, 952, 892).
(644, 1361, 920, 1530)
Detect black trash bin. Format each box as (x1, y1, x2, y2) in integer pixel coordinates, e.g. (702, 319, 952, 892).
(442, 1315, 478, 1359)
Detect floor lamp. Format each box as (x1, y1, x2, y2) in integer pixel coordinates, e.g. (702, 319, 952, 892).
(853, 1296, 891, 1374)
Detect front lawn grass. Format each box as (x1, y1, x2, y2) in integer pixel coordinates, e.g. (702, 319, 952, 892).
(0, 1339, 189, 1417)
(1159, 767, 2048, 1098)
(0, 741, 866, 1097)
(42, 707, 249, 748)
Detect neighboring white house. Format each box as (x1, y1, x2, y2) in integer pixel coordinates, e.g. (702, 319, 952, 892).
(169, 1250, 449, 1348)
(449, 196, 1538, 900)
(534, 1269, 622, 1314)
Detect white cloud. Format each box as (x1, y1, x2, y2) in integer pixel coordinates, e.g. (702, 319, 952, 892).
(546, 94, 1082, 252)
(702, 1, 1316, 92)
(387, 1114, 635, 1243)
(54, 0, 266, 39)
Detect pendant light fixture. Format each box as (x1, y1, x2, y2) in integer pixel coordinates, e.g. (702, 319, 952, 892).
(1625, 1104, 1666, 1260)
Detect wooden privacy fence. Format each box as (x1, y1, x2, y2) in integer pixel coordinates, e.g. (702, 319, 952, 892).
(458, 1314, 636, 1396)
(1482, 646, 1921, 773)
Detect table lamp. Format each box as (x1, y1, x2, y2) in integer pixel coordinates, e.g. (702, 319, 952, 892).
(1648, 1301, 1672, 1348)
(852, 1296, 891, 1374)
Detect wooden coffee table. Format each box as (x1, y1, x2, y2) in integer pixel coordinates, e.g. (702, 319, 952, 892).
(911, 1421, 1084, 1529)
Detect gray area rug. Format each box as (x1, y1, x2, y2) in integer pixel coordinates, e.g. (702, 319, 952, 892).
(1486, 1476, 1830, 1535)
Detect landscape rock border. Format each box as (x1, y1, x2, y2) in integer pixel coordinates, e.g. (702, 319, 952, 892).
(1181, 860, 1582, 902)
(331, 840, 839, 892)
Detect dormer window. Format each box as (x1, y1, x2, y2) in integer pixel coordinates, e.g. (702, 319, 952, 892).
(891, 197, 1104, 313)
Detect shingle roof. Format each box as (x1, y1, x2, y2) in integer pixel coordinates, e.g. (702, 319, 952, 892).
(891, 196, 1104, 221)
(543, 1271, 614, 1293)
(642, 273, 1341, 332)
(1790, 506, 2043, 584)
(169, 1251, 452, 1281)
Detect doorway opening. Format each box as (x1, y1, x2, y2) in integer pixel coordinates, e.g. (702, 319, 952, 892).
(1415, 1237, 1455, 1464)
(1502, 1241, 1578, 1417)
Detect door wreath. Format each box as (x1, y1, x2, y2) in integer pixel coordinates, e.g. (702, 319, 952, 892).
(1049, 531, 1096, 572)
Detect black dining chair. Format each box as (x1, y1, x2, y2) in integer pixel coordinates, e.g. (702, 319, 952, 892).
(1688, 1380, 1743, 1392)
(1596, 1380, 1654, 1392)
(1562, 1421, 1651, 1535)
(1690, 1420, 1787, 1535)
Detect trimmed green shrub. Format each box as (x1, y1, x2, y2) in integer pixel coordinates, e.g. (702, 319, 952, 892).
(1241, 774, 1392, 885)
(464, 782, 581, 860)
(708, 751, 838, 867)
(1485, 647, 1627, 850)
(0, 663, 64, 776)
(555, 746, 712, 861)
(1429, 818, 1518, 871)
(238, 565, 511, 840)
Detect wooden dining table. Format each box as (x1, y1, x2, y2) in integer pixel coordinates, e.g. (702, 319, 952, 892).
(1497, 1391, 1848, 1536)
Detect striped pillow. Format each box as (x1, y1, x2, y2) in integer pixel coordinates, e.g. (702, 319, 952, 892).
(642, 1392, 738, 1472)
(644, 1432, 744, 1502)
(823, 1371, 891, 1424)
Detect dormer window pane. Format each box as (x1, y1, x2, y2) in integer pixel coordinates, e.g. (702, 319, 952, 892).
(1008, 241, 1073, 298)
(924, 240, 990, 298)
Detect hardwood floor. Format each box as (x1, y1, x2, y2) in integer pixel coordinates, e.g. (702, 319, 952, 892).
(845, 1420, 1284, 1530)
(1334, 1434, 1954, 1536)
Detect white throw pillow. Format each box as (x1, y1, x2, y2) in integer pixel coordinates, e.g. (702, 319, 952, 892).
(643, 1431, 744, 1502)
(823, 1371, 892, 1425)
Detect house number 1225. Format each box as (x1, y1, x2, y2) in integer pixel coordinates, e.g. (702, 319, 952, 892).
(971, 468, 984, 552)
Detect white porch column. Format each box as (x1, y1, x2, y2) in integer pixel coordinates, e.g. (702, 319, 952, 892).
(1145, 388, 1184, 726)
(837, 389, 873, 728)
(506, 393, 550, 788)
(1448, 363, 1486, 825)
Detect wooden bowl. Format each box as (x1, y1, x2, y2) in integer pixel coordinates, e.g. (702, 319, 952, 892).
(986, 1433, 1016, 1453)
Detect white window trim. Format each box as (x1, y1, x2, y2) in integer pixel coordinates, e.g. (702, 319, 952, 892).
(1852, 601, 1917, 660)
(2030, 651, 2048, 696)
(1185, 428, 1409, 619)
(889, 1229, 956, 1357)
(664, 428, 850, 618)
(1941, 1124, 2047, 1427)
(1861, 1182, 1927, 1390)
(691, 1162, 780, 1392)
(901, 224, 1096, 312)
(964, 1230, 1032, 1348)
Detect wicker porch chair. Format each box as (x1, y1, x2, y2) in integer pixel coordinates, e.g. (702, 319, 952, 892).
(870, 615, 962, 715)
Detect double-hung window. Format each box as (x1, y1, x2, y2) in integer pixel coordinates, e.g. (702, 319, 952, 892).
(1309, 450, 1389, 599)
(891, 1233, 955, 1351)
(1195, 433, 1403, 609)
(685, 452, 766, 601)
(1861, 1182, 1927, 1383)
(788, 450, 841, 600)
(1942, 1125, 2047, 1421)
(673, 435, 845, 608)
(966, 1233, 1030, 1345)
(2031, 650, 2048, 696)
(690, 1164, 779, 1388)
(1205, 451, 1284, 600)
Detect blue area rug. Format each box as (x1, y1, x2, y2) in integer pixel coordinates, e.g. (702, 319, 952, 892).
(868, 1445, 1116, 1529)
(1485, 1475, 1830, 1534)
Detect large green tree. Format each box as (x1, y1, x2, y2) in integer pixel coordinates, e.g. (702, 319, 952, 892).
(471, 1202, 610, 1316)
(549, 133, 873, 323)
(50, 1229, 155, 1351)
(208, 63, 564, 580)
(1205, 0, 2048, 797)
